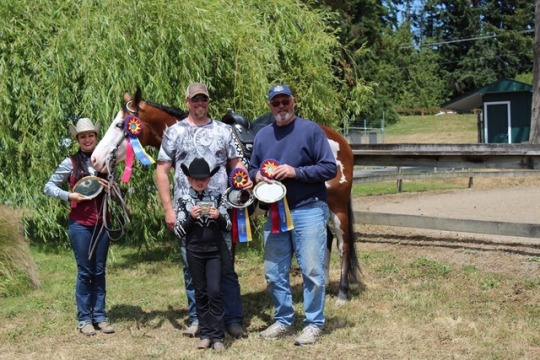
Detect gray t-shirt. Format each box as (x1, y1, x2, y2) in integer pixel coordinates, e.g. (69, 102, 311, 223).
(157, 119, 242, 210)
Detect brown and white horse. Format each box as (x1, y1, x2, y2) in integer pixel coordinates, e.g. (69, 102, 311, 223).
(91, 89, 363, 303)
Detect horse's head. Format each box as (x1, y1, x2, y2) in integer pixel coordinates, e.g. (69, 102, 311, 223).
(91, 90, 142, 173)
(91, 89, 186, 173)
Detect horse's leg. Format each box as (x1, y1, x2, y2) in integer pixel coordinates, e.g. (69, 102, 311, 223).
(329, 208, 349, 304)
(329, 201, 362, 305)
(325, 225, 333, 288)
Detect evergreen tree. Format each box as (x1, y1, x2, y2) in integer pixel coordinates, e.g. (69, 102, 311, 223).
(417, 0, 534, 96)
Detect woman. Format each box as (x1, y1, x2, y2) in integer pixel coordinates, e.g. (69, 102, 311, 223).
(44, 117, 114, 336)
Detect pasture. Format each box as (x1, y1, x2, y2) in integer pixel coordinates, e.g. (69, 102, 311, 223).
(1, 114, 539, 359)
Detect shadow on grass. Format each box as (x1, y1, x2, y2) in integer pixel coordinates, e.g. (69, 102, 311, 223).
(108, 303, 188, 330)
(106, 278, 359, 339)
(240, 278, 360, 336)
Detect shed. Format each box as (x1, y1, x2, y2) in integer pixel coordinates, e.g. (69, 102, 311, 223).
(441, 79, 533, 143)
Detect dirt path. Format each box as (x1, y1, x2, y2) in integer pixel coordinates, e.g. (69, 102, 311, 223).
(352, 178, 540, 278)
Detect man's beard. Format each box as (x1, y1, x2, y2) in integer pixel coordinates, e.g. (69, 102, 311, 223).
(275, 111, 293, 124)
(193, 106, 207, 120)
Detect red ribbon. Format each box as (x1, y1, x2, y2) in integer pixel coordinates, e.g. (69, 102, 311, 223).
(231, 208, 239, 243)
(270, 203, 280, 233)
(121, 138, 135, 183)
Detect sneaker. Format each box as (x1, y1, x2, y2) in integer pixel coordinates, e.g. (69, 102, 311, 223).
(259, 322, 292, 339)
(227, 323, 247, 338)
(96, 321, 115, 334)
(183, 322, 200, 337)
(212, 341, 225, 352)
(79, 323, 96, 337)
(197, 338, 211, 349)
(294, 325, 322, 346)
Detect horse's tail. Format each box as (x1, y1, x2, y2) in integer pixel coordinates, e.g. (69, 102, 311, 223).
(347, 200, 365, 288)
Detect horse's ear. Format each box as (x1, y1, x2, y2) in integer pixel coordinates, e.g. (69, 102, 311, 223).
(123, 92, 132, 103)
(134, 88, 142, 104)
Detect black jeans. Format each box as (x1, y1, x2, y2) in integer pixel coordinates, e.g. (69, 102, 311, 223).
(186, 249, 224, 341)
(180, 233, 244, 327)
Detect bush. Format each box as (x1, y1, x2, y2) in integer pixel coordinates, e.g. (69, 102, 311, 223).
(0, 206, 40, 297)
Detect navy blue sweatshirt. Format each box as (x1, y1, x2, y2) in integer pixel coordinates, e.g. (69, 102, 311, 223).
(249, 117, 337, 208)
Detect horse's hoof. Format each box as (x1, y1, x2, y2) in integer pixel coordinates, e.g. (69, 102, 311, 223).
(335, 294, 348, 307)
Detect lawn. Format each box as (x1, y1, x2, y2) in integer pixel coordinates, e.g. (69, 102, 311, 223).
(1, 114, 539, 359)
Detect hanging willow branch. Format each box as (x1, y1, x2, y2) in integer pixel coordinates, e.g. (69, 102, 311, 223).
(0, 0, 373, 247)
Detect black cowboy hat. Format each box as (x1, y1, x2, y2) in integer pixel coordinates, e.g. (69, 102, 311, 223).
(180, 157, 220, 179)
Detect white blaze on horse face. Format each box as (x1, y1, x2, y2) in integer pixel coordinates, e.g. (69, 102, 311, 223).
(326, 138, 347, 185)
(91, 110, 128, 173)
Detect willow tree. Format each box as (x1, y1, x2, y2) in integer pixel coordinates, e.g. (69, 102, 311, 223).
(0, 0, 372, 247)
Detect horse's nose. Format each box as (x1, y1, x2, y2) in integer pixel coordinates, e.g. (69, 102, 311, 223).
(90, 155, 105, 173)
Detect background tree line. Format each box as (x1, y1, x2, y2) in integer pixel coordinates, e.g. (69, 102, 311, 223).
(315, 0, 534, 125)
(0, 0, 534, 247)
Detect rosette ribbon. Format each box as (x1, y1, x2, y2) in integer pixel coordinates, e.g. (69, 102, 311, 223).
(121, 115, 155, 183)
(260, 159, 294, 234)
(229, 168, 252, 243)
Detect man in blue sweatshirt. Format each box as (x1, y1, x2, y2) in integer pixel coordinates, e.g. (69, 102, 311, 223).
(249, 84, 337, 346)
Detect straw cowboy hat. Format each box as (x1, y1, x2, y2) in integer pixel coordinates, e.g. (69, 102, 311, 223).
(68, 118, 101, 138)
(180, 157, 220, 179)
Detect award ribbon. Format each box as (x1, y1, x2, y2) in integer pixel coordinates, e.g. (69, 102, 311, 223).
(260, 159, 294, 233)
(120, 116, 155, 183)
(229, 168, 252, 243)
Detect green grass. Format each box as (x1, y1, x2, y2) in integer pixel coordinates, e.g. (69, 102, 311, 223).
(384, 113, 478, 143)
(352, 178, 468, 196)
(1, 243, 539, 360)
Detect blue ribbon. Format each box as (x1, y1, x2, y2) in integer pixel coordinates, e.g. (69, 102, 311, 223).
(129, 136, 155, 166)
(276, 199, 294, 232)
(237, 207, 248, 243)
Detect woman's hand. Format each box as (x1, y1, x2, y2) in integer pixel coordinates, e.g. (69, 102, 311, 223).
(68, 192, 90, 203)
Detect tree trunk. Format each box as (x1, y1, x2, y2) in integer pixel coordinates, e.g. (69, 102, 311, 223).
(529, 0, 540, 143)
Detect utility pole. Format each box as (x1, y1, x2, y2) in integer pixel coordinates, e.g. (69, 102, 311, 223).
(530, 0, 540, 143)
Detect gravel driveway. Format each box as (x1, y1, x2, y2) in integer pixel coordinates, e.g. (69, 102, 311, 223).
(352, 177, 540, 278)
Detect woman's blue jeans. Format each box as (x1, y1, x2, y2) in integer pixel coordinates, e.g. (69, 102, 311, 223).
(263, 200, 329, 328)
(68, 220, 110, 326)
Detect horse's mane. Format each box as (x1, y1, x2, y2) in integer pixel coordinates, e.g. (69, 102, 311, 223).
(144, 101, 188, 120)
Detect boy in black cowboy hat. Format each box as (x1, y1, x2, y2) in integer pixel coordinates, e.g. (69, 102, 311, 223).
(174, 157, 231, 352)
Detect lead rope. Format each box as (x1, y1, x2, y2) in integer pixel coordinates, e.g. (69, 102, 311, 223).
(87, 174, 131, 259)
(87, 118, 132, 259)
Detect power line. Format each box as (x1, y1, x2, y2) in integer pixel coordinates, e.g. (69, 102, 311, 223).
(400, 29, 534, 48)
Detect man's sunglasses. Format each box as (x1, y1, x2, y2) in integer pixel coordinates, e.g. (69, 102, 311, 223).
(190, 95, 209, 103)
(270, 99, 291, 107)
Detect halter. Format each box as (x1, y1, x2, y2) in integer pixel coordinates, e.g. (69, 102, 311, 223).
(105, 100, 139, 171)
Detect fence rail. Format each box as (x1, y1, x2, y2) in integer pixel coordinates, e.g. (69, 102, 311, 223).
(351, 143, 540, 169)
(354, 211, 540, 240)
(354, 169, 540, 184)
(351, 144, 540, 239)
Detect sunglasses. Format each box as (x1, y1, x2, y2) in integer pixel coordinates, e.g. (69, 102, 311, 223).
(270, 98, 291, 107)
(190, 95, 209, 103)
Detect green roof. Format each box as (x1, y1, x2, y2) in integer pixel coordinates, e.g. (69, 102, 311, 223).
(441, 79, 532, 113)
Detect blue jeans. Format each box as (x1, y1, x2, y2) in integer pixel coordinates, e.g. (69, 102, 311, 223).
(179, 231, 243, 327)
(263, 200, 329, 328)
(68, 220, 110, 325)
